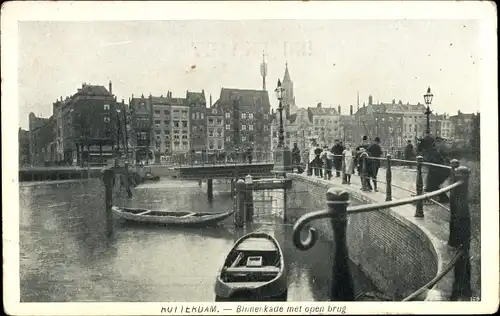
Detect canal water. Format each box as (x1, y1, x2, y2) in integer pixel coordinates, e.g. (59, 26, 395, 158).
(20, 178, 380, 302)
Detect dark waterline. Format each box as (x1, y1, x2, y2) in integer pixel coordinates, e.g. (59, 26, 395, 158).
(20, 178, 379, 302)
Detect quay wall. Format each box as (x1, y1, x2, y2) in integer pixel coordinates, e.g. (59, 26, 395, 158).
(287, 174, 438, 300)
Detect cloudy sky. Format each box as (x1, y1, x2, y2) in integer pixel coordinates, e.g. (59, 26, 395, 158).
(18, 18, 482, 129)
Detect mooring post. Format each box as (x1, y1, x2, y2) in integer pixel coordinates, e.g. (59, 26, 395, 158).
(414, 156, 424, 218)
(360, 152, 369, 191)
(234, 179, 246, 228)
(449, 166, 472, 300)
(385, 154, 392, 201)
(244, 175, 254, 223)
(448, 159, 460, 244)
(102, 168, 115, 237)
(207, 178, 213, 200)
(327, 188, 355, 301)
(124, 162, 133, 198)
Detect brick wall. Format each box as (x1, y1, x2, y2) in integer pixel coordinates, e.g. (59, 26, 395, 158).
(288, 174, 438, 300)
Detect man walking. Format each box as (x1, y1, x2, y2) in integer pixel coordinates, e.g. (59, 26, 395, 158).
(366, 137, 383, 191)
(291, 143, 303, 173)
(404, 140, 416, 168)
(331, 139, 344, 178)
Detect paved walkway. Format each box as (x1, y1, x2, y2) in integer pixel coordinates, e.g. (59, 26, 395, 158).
(295, 166, 480, 299)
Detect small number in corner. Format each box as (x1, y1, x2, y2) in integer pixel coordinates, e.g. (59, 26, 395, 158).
(470, 296, 481, 301)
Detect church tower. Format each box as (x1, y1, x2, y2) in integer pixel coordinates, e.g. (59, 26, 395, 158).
(282, 62, 298, 115)
(260, 52, 267, 91)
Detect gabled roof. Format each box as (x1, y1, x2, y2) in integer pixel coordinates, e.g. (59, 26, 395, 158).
(186, 91, 206, 104)
(308, 107, 339, 116)
(217, 88, 271, 109)
(76, 84, 111, 96)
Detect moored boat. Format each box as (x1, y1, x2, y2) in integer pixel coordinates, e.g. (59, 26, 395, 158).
(214, 232, 287, 301)
(112, 207, 234, 226)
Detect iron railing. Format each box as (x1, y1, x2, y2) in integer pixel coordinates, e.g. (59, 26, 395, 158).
(293, 153, 472, 301)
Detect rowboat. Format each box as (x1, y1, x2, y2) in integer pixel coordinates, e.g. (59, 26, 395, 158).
(214, 232, 287, 301)
(111, 207, 235, 226)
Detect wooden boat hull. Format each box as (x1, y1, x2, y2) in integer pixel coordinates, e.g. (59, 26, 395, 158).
(214, 232, 287, 301)
(112, 207, 234, 226)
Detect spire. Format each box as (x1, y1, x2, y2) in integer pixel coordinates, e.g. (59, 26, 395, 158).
(260, 51, 267, 91)
(283, 62, 291, 83)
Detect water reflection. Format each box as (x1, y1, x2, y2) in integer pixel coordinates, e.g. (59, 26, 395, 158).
(20, 178, 379, 302)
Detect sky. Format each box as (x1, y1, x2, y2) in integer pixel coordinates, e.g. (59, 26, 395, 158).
(18, 19, 482, 129)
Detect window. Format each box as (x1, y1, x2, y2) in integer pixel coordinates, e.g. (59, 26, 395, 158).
(155, 124, 160, 128)
(156, 130, 161, 134)
(241, 113, 246, 119)
(155, 120, 161, 124)
(200, 126, 204, 132)
(225, 112, 231, 119)
(264, 114, 268, 120)
(104, 104, 110, 110)
(249, 113, 254, 119)
(242, 125, 246, 130)
(208, 128, 214, 137)
(192, 113, 196, 119)
(193, 126, 198, 133)
(216, 128, 222, 136)
(249, 125, 254, 130)
(154, 110, 161, 115)
(208, 118, 214, 125)
(217, 142, 222, 149)
(103, 116, 110, 123)
(174, 121, 180, 128)
(209, 141, 214, 149)
(164, 110, 170, 115)
(225, 124, 230, 130)
(264, 125, 269, 131)
(164, 120, 169, 125)
(242, 136, 247, 141)
(182, 135, 188, 140)
(216, 118, 222, 125)
(182, 121, 188, 128)
(226, 136, 231, 142)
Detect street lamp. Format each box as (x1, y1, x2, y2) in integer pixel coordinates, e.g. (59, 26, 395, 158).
(272, 79, 292, 176)
(423, 86, 433, 135)
(274, 79, 286, 148)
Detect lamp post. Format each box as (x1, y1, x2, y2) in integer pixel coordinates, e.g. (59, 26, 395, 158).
(424, 86, 433, 135)
(272, 79, 292, 176)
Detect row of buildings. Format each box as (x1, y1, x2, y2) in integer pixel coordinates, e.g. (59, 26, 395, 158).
(20, 63, 479, 166)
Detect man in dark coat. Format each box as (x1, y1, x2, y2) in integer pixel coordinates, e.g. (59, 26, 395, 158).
(404, 140, 416, 168)
(366, 137, 383, 191)
(331, 139, 344, 177)
(417, 134, 451, 203)
(291, 143, 303, 173)
(355, 136, 370, 176)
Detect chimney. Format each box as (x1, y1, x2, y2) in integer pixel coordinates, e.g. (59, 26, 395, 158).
(317, 102, 322, 108)
(338, 105, 341, 114)
(368, 95, 373, 105)
(109, 80, 113, 95)
(121, 99, 124, 104)
(350, 105, 353, 115)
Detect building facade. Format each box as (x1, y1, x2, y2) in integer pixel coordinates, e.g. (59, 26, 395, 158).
(28, 113, 56, 166)
(130, 94, 154, 162)
(308, 103, 341, 146)
(206, 107, 225, 151)
(150, 95, 172, 157)
(169, 93, 190, 154)
(214, 88, 272, 153)
(187, 91, 207, 152)
(19, 128, 30, 166)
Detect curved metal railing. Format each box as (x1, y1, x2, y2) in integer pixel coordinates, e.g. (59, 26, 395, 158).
(292, 152, 472, 302)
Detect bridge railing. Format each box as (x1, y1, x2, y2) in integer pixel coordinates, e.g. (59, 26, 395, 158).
(294, 154, 472, 301)
(169, 150, 276, 166)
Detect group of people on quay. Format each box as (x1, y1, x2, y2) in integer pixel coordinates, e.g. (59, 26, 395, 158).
(291, 133, 452, 202)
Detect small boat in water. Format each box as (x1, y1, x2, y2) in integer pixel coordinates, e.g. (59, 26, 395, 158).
(214, 232, 287, 301)
(111, 207, 234, 226)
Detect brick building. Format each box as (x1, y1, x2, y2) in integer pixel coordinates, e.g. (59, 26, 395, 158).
(18, 128, 30, 166)
(28, 113, 56, 166)
(213, 88, 271, 154)
(129, 94, 154, 162)
(187, 90, 207, 152)
(59, 82, 119, 165)
(206, 102, 225, 151)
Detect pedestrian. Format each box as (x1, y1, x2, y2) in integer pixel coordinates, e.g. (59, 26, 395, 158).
(404, 140, 416, 168)
(366, 137, 383, 191)
(342, 143, 356, 184)
(291, 143, 303, 173)
(326, 145, 335, 180)
(246, 146, 253, 164)
(418, 135, 451, 203)
(331, 139, 344, 178)
(355, 136, 370, 176)
(307, 139, 318, 176)
(313, 143, 323, 177)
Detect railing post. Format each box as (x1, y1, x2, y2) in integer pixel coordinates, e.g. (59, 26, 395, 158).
(414, 156, 424, 218)
(449, 159, 460, 183)
(234, 179, 246, 228)
(360, 152, 369, 191)
(449, 166, 472, 300)
(385, 154, 392, 201)
(327, 188, 355, 301)
(244, 175, 254, 223)
(323, 154, 328, 180)
(207, 178, 213, 200)
(102, 168, 114, 237)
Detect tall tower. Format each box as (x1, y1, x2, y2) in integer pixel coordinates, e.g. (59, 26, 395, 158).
(282, 62, 298, 115)
(357, 91, 360, 111)
(260, 52, 267, 91)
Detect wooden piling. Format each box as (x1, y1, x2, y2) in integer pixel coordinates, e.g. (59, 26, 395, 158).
(244, 175, 254, 223)
(234, 179, 246, 228)
(102, 168, 115, 237)
(207, 178, 213, 200)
